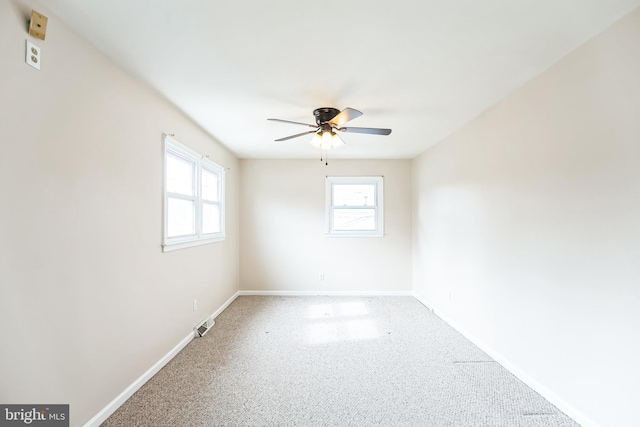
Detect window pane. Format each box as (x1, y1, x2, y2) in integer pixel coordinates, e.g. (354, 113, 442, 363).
(333, 208, 376, 230)
(333, 184, 375, 206)
(167, 154, 194, 196)
(167, 198, 195, 237)
(202, 203, 220, 234)
(202, 169, 219, 202)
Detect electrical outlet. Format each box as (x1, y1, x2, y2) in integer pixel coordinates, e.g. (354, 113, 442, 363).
(193, 299, 197, 311)
(26, 40, 40, 70)
(319, 273, 324, 280)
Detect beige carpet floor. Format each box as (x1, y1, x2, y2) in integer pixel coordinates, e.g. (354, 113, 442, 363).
(102, 296, 580, 426)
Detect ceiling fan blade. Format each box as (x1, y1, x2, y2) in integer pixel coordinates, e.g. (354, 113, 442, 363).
(338, 127, 392, 135)
(275, 130, 318, 142)
(328, 107, 363, 127)
(268, 118, 317, 128)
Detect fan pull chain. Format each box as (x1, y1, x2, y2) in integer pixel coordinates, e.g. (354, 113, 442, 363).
(320, 150, 328, 165)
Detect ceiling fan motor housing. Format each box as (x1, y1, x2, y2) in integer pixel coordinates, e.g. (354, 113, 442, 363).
(313, 107, 341, 125)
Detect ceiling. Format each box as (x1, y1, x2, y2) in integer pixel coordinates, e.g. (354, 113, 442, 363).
(43, 0, 640, 159)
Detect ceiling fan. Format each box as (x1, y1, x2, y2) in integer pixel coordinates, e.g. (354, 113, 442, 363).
(268, 107, 392, 151)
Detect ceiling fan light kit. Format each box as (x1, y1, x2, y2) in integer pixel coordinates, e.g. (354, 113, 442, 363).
(309, 132, 343, 150)
(268, 107, 391, 153)
(309, 124, 345, 151)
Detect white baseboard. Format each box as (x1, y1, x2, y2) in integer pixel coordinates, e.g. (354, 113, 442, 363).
(412, 291, 434, 311)
(83, 332, 193, 427)
(87, 291, 593, 427)
(84, 291, 240, 427)
(237, 290, 413, 296)
(211, 291, 241, 319)
(412, 293, 597, 427)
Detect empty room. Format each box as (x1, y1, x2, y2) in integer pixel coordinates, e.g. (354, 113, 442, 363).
(1, 0, 639, 426)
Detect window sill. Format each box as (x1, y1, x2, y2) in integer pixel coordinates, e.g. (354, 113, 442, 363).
(162, 236, 226, 252)
(325, 232, 384, 238)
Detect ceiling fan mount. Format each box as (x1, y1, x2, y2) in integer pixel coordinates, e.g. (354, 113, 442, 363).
(313, 107, 341, 125)
(268, 107, 392, 150)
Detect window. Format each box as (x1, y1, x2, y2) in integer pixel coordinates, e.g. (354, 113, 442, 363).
(326, 176, 384, 237)
(163, 135, 225, 251)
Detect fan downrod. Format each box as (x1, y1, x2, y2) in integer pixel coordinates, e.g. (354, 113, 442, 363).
(313, 108, 340, 125)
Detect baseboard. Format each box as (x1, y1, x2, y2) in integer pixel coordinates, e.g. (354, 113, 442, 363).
(412, 292, 597, 427)
(412, 291, 434, 311)
(83, 332, 193, 427)
(86, 291, 593, 426)
(238, 290, 413, 296)
(84, 291, 240, 427)
(211, 291, 241, 319)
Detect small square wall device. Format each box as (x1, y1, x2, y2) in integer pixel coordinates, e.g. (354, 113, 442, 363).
(26, 40, 41, 70)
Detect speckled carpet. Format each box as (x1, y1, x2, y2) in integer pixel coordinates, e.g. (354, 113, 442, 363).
(102, 296, 580, 426)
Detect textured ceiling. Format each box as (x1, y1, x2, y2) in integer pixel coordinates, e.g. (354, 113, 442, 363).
(43, 0, 640, 159)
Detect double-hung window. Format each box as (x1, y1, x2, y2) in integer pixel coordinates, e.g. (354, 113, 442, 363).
(326, 176, 384, 237)
(163, 135, 225, 251)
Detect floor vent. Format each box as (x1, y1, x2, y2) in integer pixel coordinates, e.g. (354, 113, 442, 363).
(194, 316, 215, 337)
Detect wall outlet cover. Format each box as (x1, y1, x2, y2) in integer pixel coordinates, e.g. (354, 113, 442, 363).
(26, 40, 40, 70)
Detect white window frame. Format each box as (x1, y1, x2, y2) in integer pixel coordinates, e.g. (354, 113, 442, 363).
(163, 135, 225, 252)
(325, 176, 384, 237)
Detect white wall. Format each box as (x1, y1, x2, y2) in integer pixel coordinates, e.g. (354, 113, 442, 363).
(412, 7, 640, 427)
(0, 1, 239, 426)
(5, 0, 638, 425)
(240, 160, 412, 293)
